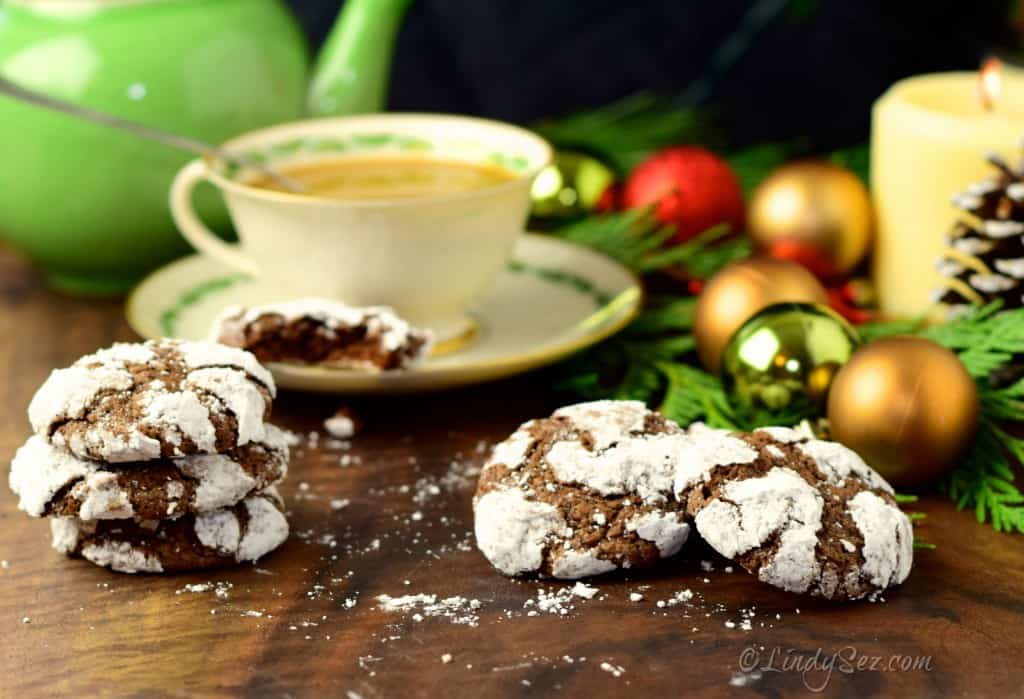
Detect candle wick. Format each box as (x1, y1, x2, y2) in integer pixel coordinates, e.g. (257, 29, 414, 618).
(978, 57, 1002, 112)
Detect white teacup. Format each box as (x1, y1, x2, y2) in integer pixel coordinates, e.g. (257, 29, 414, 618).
(170, 114, 552, 342)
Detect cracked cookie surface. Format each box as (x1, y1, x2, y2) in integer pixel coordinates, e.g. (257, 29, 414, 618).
(50, 488, 288, 574)
(474, 400, 691, 579)
(10, 425, 288, 520)
(28, 340, 275, 463)
(675, 425, 913, 600)
(211, 298, 432, 371)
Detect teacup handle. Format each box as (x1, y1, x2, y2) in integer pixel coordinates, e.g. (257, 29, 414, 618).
(170, 159, 260, 276)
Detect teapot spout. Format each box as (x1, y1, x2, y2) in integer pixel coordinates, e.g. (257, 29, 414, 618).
(308, 0, 412, 116)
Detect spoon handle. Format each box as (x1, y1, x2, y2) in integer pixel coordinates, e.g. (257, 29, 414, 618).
(0, 76, 304, 192)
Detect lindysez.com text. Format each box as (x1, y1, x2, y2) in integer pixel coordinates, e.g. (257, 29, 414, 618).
(736, 645, 934, 692)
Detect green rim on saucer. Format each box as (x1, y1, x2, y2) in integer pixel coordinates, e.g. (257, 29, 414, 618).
(126, 233, 641, 393)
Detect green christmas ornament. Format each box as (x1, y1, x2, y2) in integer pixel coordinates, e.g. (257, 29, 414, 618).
(721, 302, 860, 412)
(530, 150, 615, 222)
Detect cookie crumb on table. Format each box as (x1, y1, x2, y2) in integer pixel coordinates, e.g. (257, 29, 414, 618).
(324, 406, 362, 439)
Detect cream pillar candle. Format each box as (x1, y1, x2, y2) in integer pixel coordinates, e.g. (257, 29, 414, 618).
(871, 71, 1024, 318)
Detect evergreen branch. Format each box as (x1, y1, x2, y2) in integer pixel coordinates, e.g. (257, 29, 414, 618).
(856, 317, 922, 343)
(533, 92, 710, 174)
(726, 142, 794, 196)
(943, 421, 1024, 533)
(551, 210, 745, 278)
(828, 143, 871, 184)
(544, 124, 1024, 533)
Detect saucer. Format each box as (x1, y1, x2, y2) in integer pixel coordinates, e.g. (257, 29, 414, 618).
(126, 233, 641, 393)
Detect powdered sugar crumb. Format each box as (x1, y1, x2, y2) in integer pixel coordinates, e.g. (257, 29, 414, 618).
(600, 662, 626, 678)
(571, 582, 599, 599)
(376, 594, 482, 626)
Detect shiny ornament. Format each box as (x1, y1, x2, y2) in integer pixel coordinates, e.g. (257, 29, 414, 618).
(622, 146, 744, 243)
(827, 277, 878, 325)
(721, 303, 860, 412)
(764, 238, 838, 279)
(748, 160, 873, 276)
(827, 337, 980, 487)
(530, 151, 616, 222)
(694, 258, 830, 372)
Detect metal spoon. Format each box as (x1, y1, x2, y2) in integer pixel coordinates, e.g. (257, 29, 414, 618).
(0, 76, 305, 193)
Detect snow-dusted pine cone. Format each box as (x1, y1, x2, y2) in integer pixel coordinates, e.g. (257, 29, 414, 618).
(935, 151, 1024, 315)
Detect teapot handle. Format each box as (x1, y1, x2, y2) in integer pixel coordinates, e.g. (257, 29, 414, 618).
(170, 160, 260, 276)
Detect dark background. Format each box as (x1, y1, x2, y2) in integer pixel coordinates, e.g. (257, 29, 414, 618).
(286, 0, 1014, 151)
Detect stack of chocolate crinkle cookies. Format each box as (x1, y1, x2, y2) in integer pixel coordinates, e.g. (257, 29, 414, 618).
(9, 339, 290, 574)
(474, 400, 915, 601)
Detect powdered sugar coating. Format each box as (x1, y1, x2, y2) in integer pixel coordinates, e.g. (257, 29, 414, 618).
(50, 519, 164, 574)
(177, 341, 274, 390)
(474, 400, 691, 579)
(474, 489, 564, 576)
(76, 472, 134, 520)
(550, 401, 651, 450)
(550, 549, 618, 579)
(215, 299, 416, 351)
(484, 426, 534, 472)
(28, 340, 274, 463)
(184, 367, 269, 446)
(195, 509, 242, 553)
(673, 425, 758, 496)
(795, 438, 893, 493)
(546, 400, 686, 503)
(679, 427, 913, 600)
(211, 298, 433, 369)
(50, 488, 288, 573)
(236, 494, 290, 562)
(624, 511, 690, 558)
(848, 491, 914, 589)
(177, 451, 267, 513)
(10, 427, 288, 520)
(695, 468, 823, 594)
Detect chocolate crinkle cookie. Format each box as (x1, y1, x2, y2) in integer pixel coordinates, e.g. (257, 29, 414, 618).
(28, 339, 275, 463)
(473, 401, 914, 600)
(50, 488, 289, 574)
(10, 425, 288, 521)
(11, 339, 291, 574)
(675, 425, 914, 600)
(473, 400, 692, 579)
(210, 298, 433, 371)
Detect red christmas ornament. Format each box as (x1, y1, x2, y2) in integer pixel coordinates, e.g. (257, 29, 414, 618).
(594, 182, 620, 214)
(622, 146, 744, 243)
(826, 281, 877, 325)
(764, 239, 839, 280)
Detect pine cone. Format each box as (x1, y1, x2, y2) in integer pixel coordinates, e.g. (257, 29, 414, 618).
(935, 153, 1024, 315)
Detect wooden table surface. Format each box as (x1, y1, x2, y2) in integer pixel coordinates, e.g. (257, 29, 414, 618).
(1, 249, 1023, 699)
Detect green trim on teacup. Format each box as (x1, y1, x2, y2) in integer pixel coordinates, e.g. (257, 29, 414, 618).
(217, 132, 533, 181)
(156, 261, 613, 337)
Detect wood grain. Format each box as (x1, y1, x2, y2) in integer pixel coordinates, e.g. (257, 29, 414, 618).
(1, 249, 1023, 698)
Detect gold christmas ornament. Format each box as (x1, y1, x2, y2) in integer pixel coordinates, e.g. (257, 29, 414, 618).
(827, 336, 980, 488)
(694, 258, 830, 372)
(721, 303, 860, 412)
(748, 160, 873, 275)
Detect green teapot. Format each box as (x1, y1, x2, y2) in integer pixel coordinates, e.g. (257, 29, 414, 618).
(0, 0, 411, 294)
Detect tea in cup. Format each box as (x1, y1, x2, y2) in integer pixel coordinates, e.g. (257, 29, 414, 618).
(170, 114, 552, 341)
